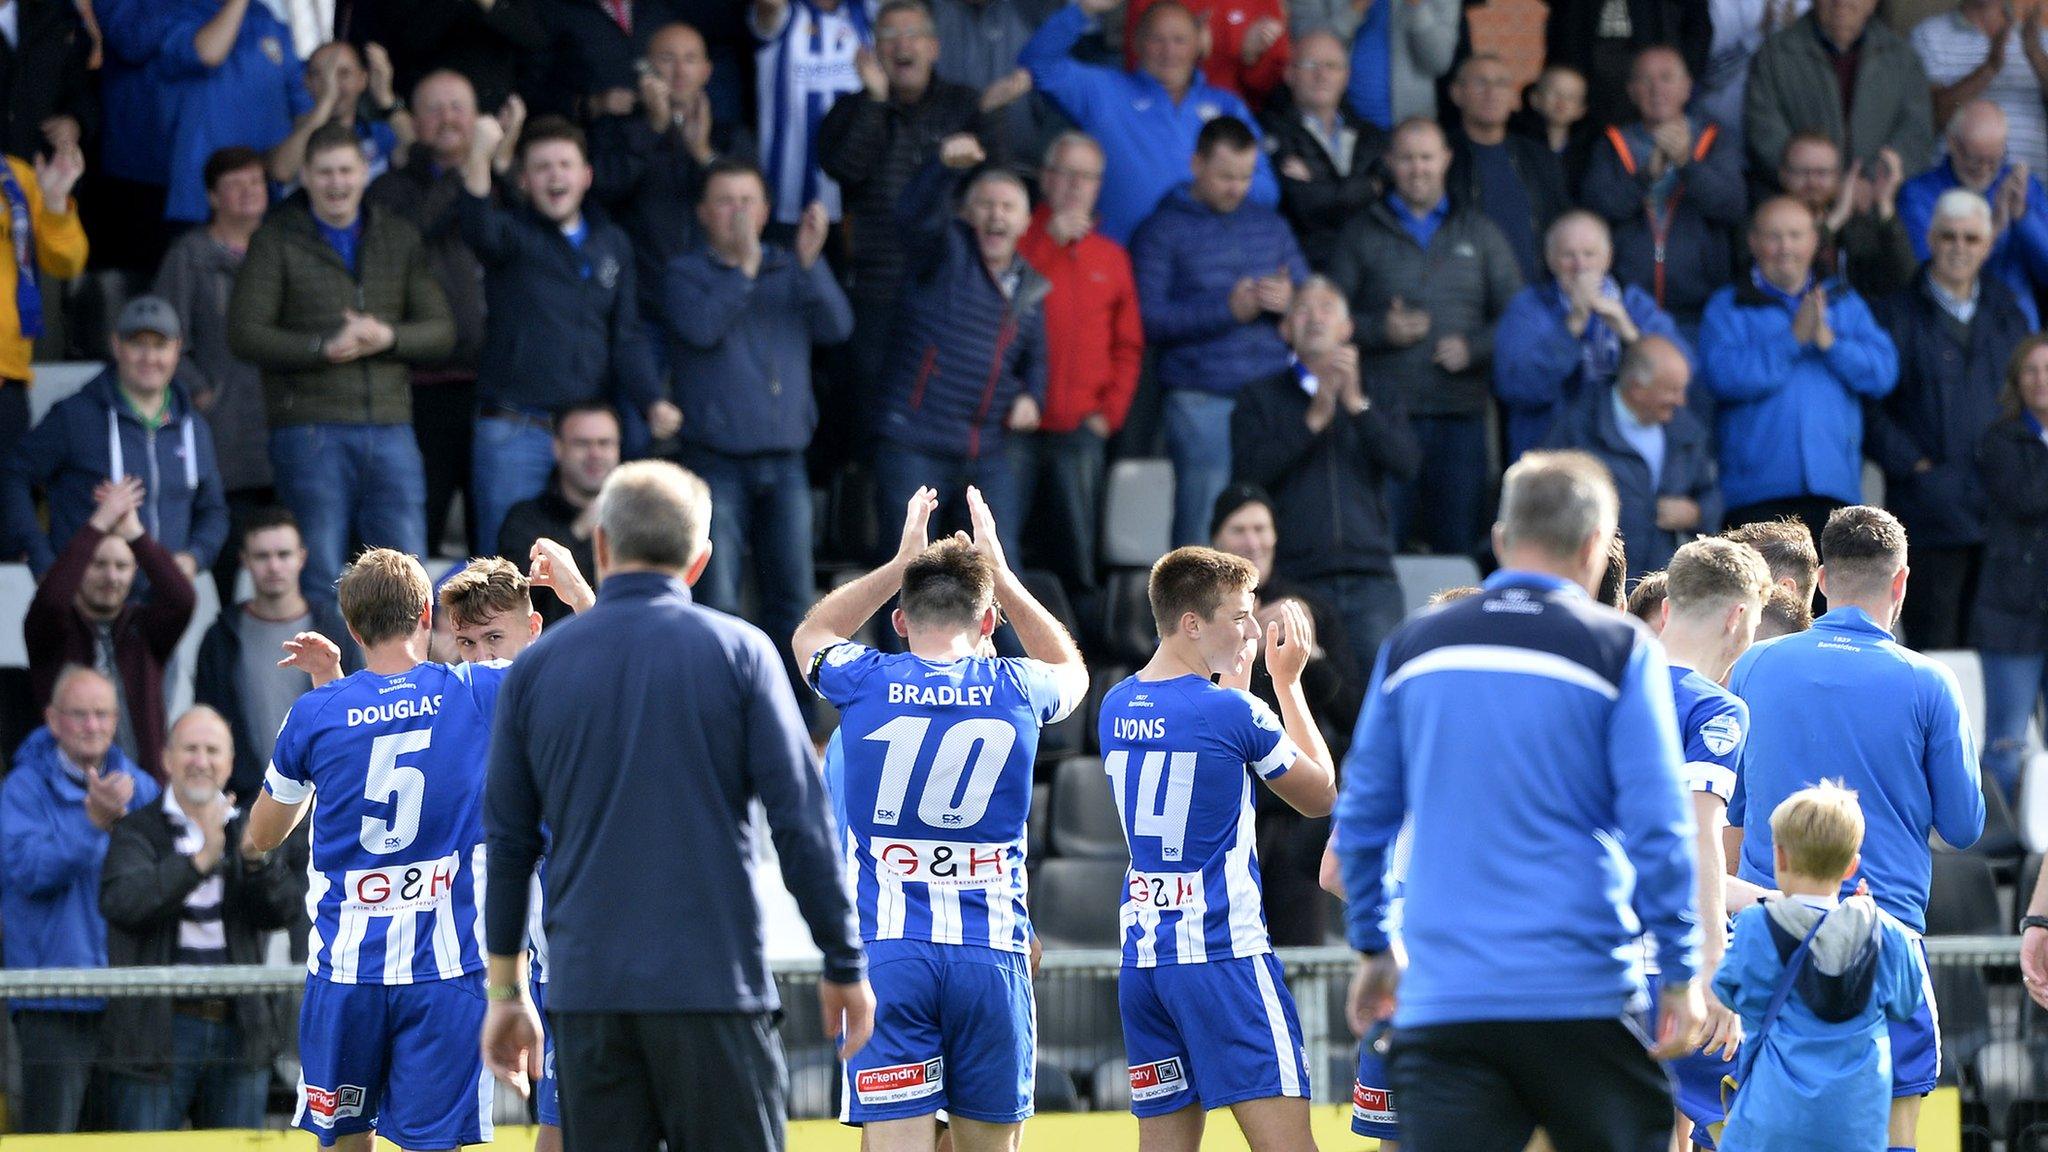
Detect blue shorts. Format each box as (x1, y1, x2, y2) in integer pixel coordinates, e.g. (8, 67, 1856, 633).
(1890, 937, 1939, 1097)
(1119, 954, 1310, 1117)
(295, 972, 493, 1148)
(1351, 1022, 1398, 1139)
(842, 939, 1034, 1125)
(531, 976, 559, 1128)
(1646, 971, 1734, 1147)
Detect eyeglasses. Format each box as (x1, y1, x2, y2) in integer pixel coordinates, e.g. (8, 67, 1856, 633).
(1291, 60, 1344, 73)
(56, 707, 116, 723)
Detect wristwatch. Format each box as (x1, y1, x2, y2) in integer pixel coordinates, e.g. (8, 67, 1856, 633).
(2021, 915, 2048, 933)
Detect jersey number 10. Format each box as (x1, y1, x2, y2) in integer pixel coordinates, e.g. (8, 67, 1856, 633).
(863, 715, 1019, 830)
(1104, 750, 1196, 861)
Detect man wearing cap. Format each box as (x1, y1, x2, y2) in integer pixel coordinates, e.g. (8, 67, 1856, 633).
(2, 296, 230, 585)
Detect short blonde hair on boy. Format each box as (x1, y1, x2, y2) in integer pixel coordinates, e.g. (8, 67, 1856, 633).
(1769, 780, 1865, 881)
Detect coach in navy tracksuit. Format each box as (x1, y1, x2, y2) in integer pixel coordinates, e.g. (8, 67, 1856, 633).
(871, 154, 1047, 560)
(1728, 504, 1982, 1141)
(1337, 450, 1701, 1152)
(482, 461, 869, 1152)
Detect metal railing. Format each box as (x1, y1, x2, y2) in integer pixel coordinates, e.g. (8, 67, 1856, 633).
(0, 938, 2029, 1129)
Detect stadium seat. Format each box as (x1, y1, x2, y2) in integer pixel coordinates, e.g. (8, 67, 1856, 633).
(1392, 554, 1483, 617)
(1029, 783, 1051, 862)
(1928, 853, 2005, 936)
(165, 571, 223, 723)
(1020, 569, 1082, 641)
(1082, 663, 1131, 757)
(1030, 858, 1126, 948)
(0, 667, 33, 763)
(1034, 1062, 1082, 1112)
(0, 563, 32, 668)
(24, 361, 98, 427)
(1861, 460, 1885, 508)
(1049, 757, 1127, 861)
(1928, 649, 1990, 741)
(787, 1055, 840, 1121)
(1936, 962, 1995, 1082)
(1096, 569, 1156, 665)
(2022, 853, 2045, 933)
(1100, 458, 1174, 569)
(1972, 1040, 2043, 1136)
(1090, 1055, 1132, 1112)
(1037, 699, 1085, 763)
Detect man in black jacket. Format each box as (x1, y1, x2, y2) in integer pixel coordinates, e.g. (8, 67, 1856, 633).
(1447, 53, 1571, 284)
(819, 0, 998, 424)
(1543, 0, 1710, 131)
(496, 402, 620, 624)
(99, 706, 304, 1131)
(193, 507, 360, 799)
(1263, 30, 1386, 269)
(1230, 276, 1421, 674)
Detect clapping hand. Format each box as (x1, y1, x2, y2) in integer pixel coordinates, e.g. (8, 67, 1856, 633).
(939, 133, 986, 170)
(894, 486, 940, 565)
(1005, 393, 1041, 432)
(1261, 599, 1316, 687)
(965, 485, 1012, 576)
(365, 42, 398, 111)
(88, 476, 147, 539)
(84, 766, 135, 831)
(980, 68, 1032, 113)
(35, 140, 84, 206)
(795, 201, 830, 269)
(1254, 268, 1294, 315)
(855, 47, 889, 101)
(1384, 297, 1431, 346)
(1228, 278, 1262, 323)
(1432, 333, 1471, 372)
(1241, 17, 1284, 65)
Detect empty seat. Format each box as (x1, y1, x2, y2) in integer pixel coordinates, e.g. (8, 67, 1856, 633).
(1101, 459, 1174, 569)
(1028, 783, 1052, 862)
(1935, 963, 1995, 1082)
(1030, 858, 1127, 949)
(1050, 757, 1127, 861)
(1034, 1062, 1081, 1113)
(1019, 569, 1082, 640)
(1090, 1055, 1132, 1112)
(0, 563, 34, 668)
(1096, 569, 1156, 665)
(1037, 970, 1124, 1075)
(1972, 771, 2028, 876)
(1083, 664, 1131, 756)
(1928, 649, 1989, 741)
(1392, 554, 1483, 617)
(1928, 853, 2004, 936)
(2023, 853, 2046, 933)
(1037, 700, 1085, 763)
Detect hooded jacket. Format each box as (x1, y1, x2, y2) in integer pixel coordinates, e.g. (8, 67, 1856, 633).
(0, 727, 161, 1011)
(1713, 895, 1926, 1152)
(2, 369, 228, 577)
(1130, 183, 1308, 398)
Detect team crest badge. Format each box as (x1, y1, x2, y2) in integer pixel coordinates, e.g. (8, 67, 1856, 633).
(1196, 103, 1220, 122)
(261, 36, 285, 66)
(1700, 715, 1742, 757)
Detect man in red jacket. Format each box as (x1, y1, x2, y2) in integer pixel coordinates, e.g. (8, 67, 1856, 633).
(1017, 130, 1143, 596)
(24, 477, 198, 782)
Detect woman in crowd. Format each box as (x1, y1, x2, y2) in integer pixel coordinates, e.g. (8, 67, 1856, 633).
(1975, 336, 2048, 802)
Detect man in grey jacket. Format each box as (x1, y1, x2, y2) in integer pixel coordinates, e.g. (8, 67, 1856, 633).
(1744, 0, 1935, 179)
(1328, 117, 1522, 559)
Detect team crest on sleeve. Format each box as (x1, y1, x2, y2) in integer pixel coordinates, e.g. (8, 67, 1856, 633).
(1700, 715, 1742, 757)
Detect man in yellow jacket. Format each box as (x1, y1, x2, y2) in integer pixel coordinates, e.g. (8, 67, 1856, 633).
(0, 141, 88, 461)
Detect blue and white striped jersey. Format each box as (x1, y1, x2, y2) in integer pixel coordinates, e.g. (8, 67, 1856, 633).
(811, 643, 1077, 953)
(266, 661, 505, 984)
(1672, 666, 1747, 804)
(1097, 675, 1300, 968)
(753, 0, 871, 224)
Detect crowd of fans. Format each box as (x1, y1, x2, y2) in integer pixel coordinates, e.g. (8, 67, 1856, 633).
(0, 0, 2044, 1134)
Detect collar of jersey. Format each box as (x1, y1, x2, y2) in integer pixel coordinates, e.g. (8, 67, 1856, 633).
(596, 570, 694, 603)
(1482, 569, 1584, 598)
(1812, 605, 1893, 640)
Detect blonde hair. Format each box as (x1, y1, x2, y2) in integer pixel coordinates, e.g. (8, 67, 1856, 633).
(439, 557, 532, 630)
(337, 549, 431, 646)
(1769, 780, 1865, 881)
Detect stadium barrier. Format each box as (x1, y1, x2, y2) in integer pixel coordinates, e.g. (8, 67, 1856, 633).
(0, 943, 1987, 1148)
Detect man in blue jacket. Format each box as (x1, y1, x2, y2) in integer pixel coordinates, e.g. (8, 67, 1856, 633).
(1020, 0, 1278, 243)
(1699, 196, 1899, 543)
(159, 0, 315, 224)
(1898, 101, 2048, 328)
(1727, 504, 1984, 1148)
(459, 113, 673, 557)
(871, 143, 1047, 561)
(0, 666, 162, 1133)
(665, 160, 851, 698)
(1871, 187, 2034, 651)
(1337, 450, 1702, 1152)
(2, 296, 229, 583)
(1544, 335, 1720, 579)
(1133, 115, 1307, 548)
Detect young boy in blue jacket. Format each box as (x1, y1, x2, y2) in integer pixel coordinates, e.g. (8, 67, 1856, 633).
(1713, 781, 1927, 1152)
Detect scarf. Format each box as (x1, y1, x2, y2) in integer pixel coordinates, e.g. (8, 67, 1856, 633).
(0, 162, 42, 339)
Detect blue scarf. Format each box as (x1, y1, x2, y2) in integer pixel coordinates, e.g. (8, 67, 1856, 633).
(1558, 277, 1625, 384)
(1347, 0, 1392, 130)
(0, 164, 44, 339)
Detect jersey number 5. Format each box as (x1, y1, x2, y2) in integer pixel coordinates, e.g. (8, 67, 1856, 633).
(864, 715, 1017, 830)
(362, 731, 430, 855)
(1105, 750, 1195, 861)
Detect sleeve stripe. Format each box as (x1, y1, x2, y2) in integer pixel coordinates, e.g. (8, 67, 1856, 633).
(263, 764, 314, 805)
(1685, 761, 1737, 802)
(1252, 736, 1300, 780)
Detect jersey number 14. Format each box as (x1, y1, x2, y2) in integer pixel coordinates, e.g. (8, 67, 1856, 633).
(1104, 750, 1195, 861)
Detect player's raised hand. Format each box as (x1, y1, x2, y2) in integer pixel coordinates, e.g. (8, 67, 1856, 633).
(1261, 598, 1315, 687)
(965, 485, 1010, 575)
(528, 537, 596, 614)
(481, 996, 545, 1099)
(893, 486, 939, 564)
(821, 977, 877, 1061)
(278, 631, 345, 687)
